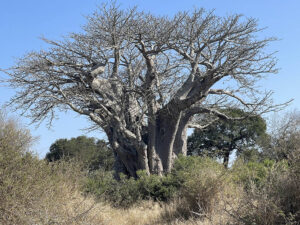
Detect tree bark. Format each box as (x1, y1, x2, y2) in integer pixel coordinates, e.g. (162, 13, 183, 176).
(106, 107, 193, 176)
(147, 119, 164, 175)
(173, 112, 192, 156)
(154, 110, 182, 173)
(105, 126, 150, 178)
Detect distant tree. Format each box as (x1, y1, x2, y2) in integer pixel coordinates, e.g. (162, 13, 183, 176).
(187, 108, 267, 167)
(262, 110, 300, 162)
(45, 136, 114, 171)
(0, 109, 33, 155)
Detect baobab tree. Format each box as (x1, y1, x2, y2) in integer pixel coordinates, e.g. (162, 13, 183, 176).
(3, 3, 281, 177)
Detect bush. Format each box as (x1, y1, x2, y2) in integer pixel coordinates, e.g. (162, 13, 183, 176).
(84, 170, 178, 207)
(229, 159, 300, 225)
(0, 146, 87, 224)
(231, 158, 279, 189)
(0, 112, 108, 224)
(83, 169, 115, 198)
(167, 156, 228, 219)
(84, 155, 228, 214)
(137, 170, 178, 202)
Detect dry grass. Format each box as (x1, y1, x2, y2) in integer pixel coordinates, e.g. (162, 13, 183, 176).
(161, 181, 238, 225)
(0, 151, 234, 224)
(161, 201, 233, 225)
(0, 150, 246, 225)
(98, 201, 162, 225)
(0, 149, 163, 225)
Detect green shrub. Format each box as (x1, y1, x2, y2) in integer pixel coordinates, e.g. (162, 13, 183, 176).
(83, 169, 178, 207)
(83, 169, 115, 198)
(231, 159, 279, 189)
(136, 170, 178, 202)
(84, 155, 228, 212)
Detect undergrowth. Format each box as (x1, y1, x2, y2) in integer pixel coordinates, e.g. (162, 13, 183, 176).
(1, 111, 299, 224)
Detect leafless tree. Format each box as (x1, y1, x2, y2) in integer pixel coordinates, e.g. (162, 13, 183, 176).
(263, 110, 300, 161)
(3, 3, 283, 177)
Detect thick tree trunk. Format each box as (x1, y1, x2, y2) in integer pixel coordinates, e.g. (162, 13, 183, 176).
(105, 110, 191, 177)
(111, 140, 150, 178)
(154, 111, 182, 173)
(115, 145, 139, 178)
(147, 112, 163, 174)
(147, 121, 163, 175)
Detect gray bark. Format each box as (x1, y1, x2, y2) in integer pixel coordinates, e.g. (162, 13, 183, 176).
(173, 114, 191, 156)
(155, 111, 182, 173)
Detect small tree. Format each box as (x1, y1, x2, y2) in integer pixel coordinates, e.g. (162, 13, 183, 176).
(46, 136, 114, 171)
(187, 108, 267, 167)
(0, 109, 33, 155)
(262, 110, 300, 161)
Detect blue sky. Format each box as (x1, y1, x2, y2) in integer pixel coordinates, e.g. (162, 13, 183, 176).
(0, 0, 299, 157)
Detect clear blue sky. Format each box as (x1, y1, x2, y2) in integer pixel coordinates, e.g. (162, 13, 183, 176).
(0, 0, 299, 157)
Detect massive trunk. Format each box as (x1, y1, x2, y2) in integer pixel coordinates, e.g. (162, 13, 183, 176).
(105, 109, 192, 177)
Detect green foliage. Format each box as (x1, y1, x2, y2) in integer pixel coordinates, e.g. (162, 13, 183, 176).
(188, 108, 267, 166)
(137, 170, 178, 202)
(231, 158, 285, 189)
(45, 136, 114, 171)
(84, 169, 178, 207)
(83, 169, 115, 198)
(236, 148, 263, 163)
(84, 155, 226, 212)
(106, 174, 141, 207)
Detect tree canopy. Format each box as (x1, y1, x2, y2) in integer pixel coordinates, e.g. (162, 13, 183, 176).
(45, 136, 114, 171)
(187, 108, 267, 167)
(3, 3, 281, 177)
